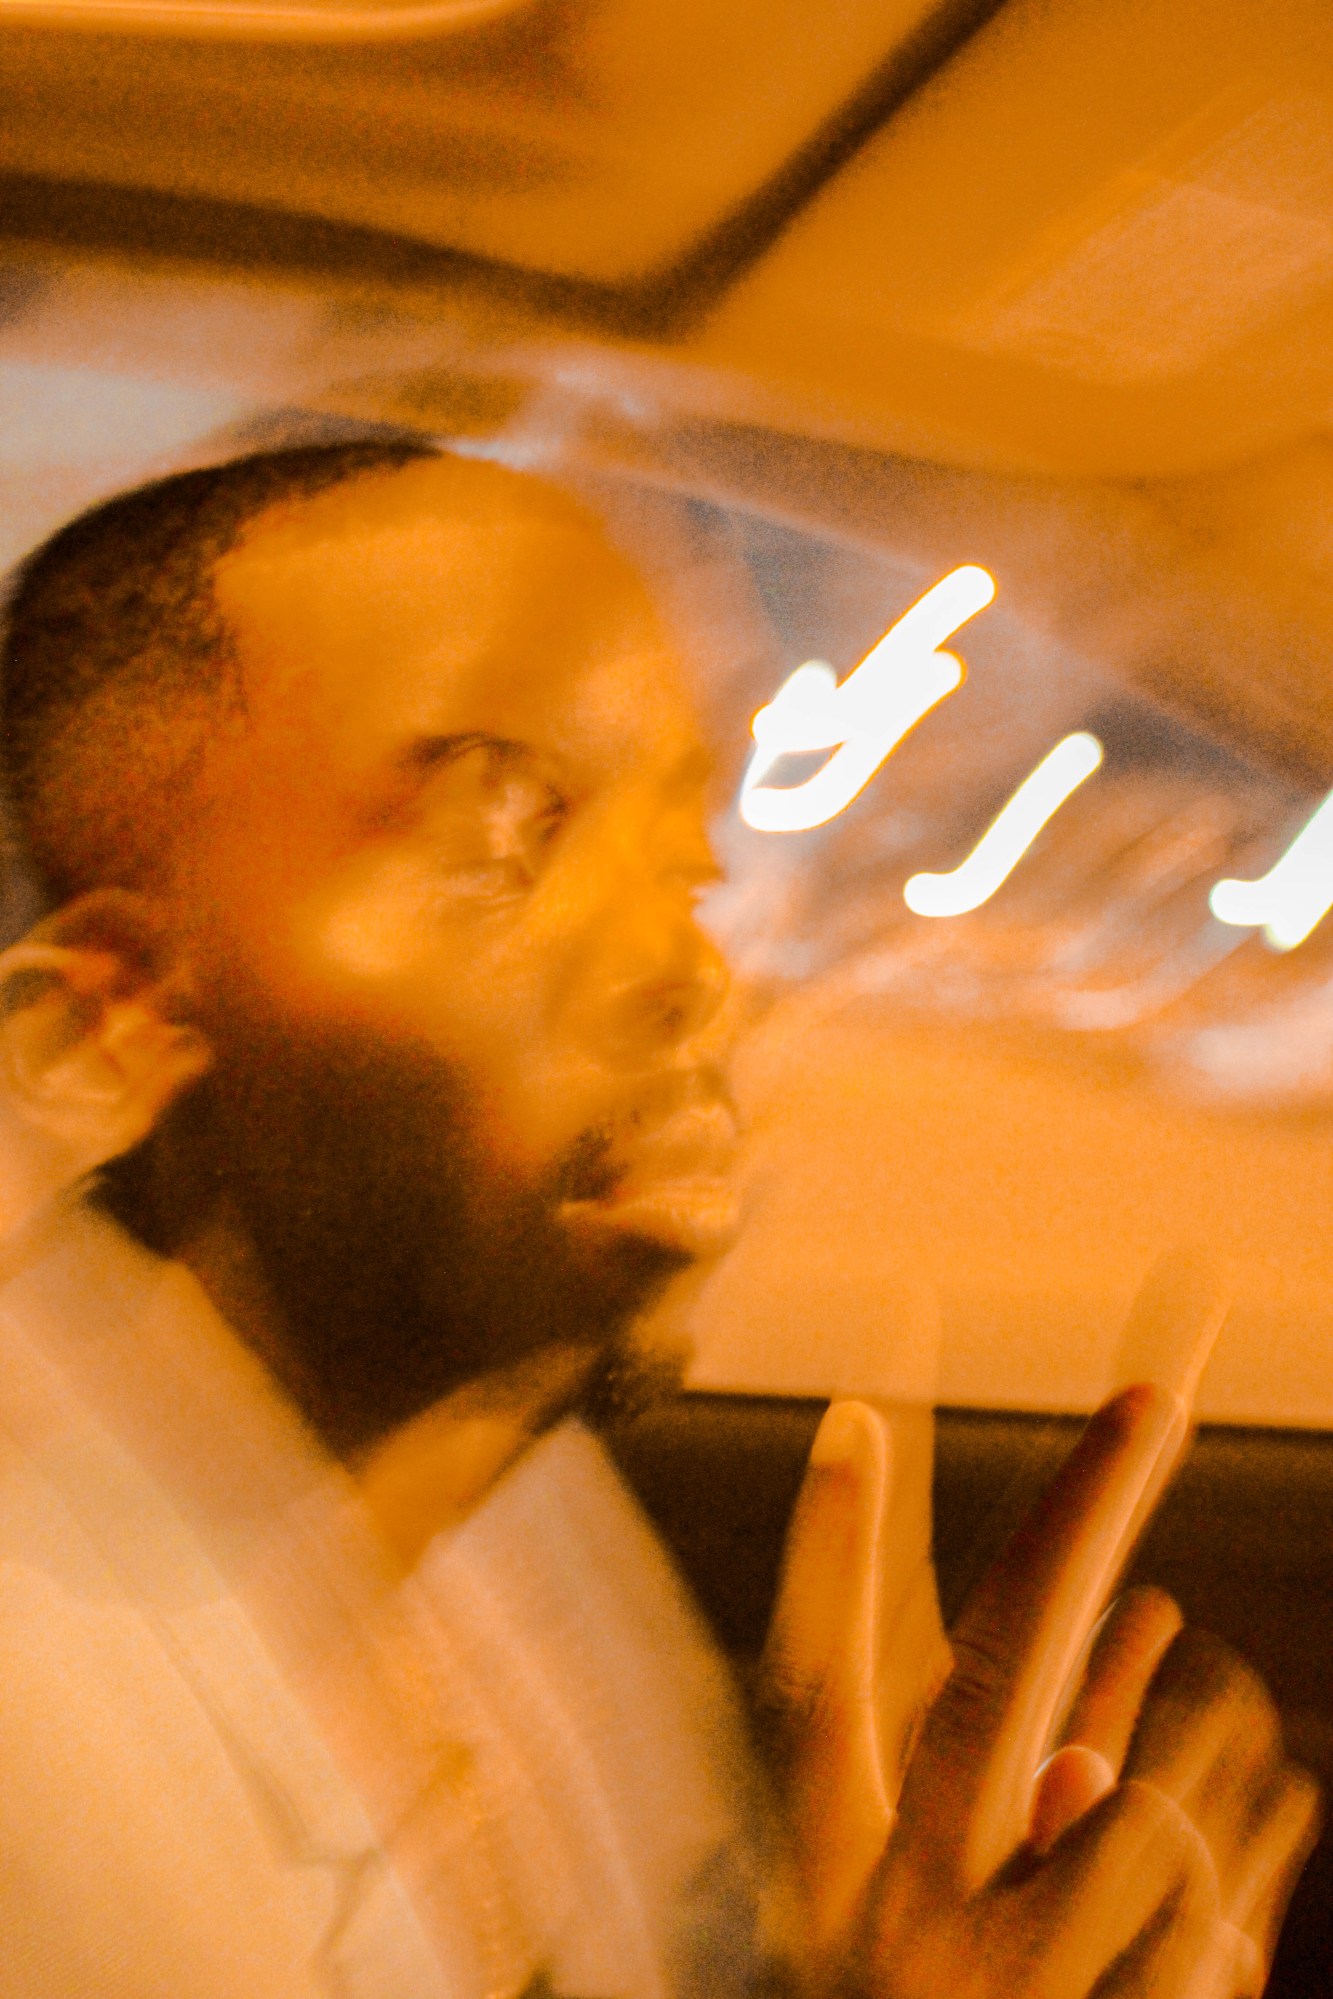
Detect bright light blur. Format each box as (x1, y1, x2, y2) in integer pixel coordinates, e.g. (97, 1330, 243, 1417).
(739, 564, 995, 833)
(1210, 789, 1333, 951)
(903, 731, 1104, 918)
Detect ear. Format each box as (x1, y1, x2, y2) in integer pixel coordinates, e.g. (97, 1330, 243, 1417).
(0, 890, 213, 1241)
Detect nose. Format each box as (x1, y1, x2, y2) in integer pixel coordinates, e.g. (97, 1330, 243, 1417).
(579, 894, 731, 1071)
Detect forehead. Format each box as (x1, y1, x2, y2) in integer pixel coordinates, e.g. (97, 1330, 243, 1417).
(211, 460, 703, 794)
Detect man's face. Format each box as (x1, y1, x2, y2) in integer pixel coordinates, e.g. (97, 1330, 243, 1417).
(167, 460, 737, 1448)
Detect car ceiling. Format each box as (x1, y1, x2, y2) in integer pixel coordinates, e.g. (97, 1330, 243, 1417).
(2, 0, 1331, 753)
(0, 0, 1007, 283)
(3, 0, 1333, 1414)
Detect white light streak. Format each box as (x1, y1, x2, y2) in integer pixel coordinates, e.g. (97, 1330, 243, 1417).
(1209, 788, 1333, 950)
(903, 731, 1104, 918)
(739, 565, 995, 834)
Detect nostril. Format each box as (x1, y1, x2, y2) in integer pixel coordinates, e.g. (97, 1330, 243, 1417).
(583, 910, 730, 1064)
(641, 980, 709, 1046)
(592, 975, 719, 1066)
(659, 998, 690, 1041)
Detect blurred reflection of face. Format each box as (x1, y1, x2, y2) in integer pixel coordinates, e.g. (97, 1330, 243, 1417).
(168, 460, 736, 1453)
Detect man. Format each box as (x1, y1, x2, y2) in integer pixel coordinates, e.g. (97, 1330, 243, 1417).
(0, 440, 1315, 1998)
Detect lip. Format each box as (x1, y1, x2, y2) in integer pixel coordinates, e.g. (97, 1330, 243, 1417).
(559, 1098, 742, 1259)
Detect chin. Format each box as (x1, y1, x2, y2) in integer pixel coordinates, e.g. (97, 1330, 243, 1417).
(579, 1328, 694, 1431)
(573, 1233, 709, 1434)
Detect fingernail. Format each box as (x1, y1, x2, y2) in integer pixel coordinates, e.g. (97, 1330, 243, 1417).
(809, 1399, 873, 1468)
(1106, 1380, 1188, 1438)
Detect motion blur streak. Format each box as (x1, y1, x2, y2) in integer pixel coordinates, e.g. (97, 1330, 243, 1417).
(738, 565, 995, 834)
(904, 732, 1104, 918)
(1210, 789, 1333, 951)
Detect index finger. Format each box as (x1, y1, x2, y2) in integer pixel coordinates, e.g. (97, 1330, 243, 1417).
(897, 1383, 1187, 1892)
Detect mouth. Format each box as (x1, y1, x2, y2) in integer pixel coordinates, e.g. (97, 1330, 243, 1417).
(557, 1096, 742, 1261)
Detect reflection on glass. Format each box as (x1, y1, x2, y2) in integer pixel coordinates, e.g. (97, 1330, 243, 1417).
(1210, 788, 1333, 951)
(738, 566, 993, 833)
(904, 732, 1104, 918)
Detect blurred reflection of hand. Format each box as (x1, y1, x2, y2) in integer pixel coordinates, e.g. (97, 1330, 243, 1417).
(760, 1390, 1319, 1999)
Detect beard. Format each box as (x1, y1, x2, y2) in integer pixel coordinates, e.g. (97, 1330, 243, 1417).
(113, 1010, 691, 1457)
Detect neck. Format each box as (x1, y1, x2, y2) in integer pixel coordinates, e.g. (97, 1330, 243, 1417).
(354, 1342, 602, 1565)
(178, 1198, 599, 1569)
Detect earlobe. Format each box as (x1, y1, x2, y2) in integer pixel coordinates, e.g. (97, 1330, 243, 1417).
(0, 892, 213, 1242)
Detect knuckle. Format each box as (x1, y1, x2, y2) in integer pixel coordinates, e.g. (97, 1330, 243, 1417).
(752, 1663, 837, 1777)
(1287, 1761, 1324, 1825)
(1230, 1924, 1267, 1998)
(1147, 1627, 1281, 1745)
(945, 1616, 1008, 1680)
(1113, 1777, 1213, 1879)
(755, 1655, 816, 1728)
(1058, 1772, 1194, 1880)
(1269, 1761, 1323, 1852)
(1161, 1624, 1244, 1689)
(934, 1626, 1011, 1723)
(1107, 1774, 1180, 1836)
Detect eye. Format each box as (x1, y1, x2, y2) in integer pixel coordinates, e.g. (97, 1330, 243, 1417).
(416, 737, 569, 898)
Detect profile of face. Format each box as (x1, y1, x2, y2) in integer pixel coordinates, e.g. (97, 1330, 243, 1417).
(120, 458, 738, 1451)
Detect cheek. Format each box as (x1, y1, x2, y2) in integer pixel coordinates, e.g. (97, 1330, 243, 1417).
(195, 808, 624, 1176)
(297, 853, 613, 1164)
(315, 852, 449, 981)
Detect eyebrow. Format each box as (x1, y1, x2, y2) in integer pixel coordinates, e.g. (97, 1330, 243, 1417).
(368, 730, 716, 836)
(349, 731, 497, 834)
(399, 731, 494, 777)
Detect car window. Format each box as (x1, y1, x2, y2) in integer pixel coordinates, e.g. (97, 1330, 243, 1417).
(3, 248, 1333, 1434)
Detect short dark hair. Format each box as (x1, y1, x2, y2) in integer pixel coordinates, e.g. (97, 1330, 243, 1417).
(1, 440, 438, 906)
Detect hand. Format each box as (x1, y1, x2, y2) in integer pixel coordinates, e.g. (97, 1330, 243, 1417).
(1037, 1587, 1319, 1996)
(760, 1389, 1319, 1999)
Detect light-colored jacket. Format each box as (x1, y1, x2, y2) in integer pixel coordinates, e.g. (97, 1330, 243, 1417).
(0, 1200, 765, 1999)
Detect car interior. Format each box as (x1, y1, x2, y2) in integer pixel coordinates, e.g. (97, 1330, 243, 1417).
(3, 0, 1333, 1987)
